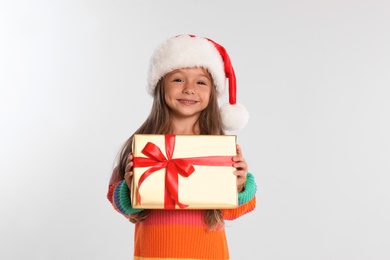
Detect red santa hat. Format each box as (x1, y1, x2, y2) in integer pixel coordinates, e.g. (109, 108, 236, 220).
(147, 34, 249, 131)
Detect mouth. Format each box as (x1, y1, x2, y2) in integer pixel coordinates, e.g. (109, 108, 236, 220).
(178, 99, 198, 105)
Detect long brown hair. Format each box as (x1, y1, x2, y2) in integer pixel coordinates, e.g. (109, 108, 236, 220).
(116, 70, 225, 230)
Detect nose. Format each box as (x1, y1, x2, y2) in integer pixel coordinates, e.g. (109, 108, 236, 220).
(183, 82, 195, 94)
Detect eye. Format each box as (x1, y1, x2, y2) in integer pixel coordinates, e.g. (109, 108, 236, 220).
(173, 78, 183, 82)
(197, 81, 207, 85)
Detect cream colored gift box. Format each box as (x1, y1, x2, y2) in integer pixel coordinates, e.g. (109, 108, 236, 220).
(131, 134, 238, 209)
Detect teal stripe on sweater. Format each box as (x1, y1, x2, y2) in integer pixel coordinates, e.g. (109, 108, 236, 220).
(238, 173, 257, 205)
(116, 180, 144, 216)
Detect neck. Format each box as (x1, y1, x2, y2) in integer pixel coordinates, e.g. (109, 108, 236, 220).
(170, 118, 200, 135)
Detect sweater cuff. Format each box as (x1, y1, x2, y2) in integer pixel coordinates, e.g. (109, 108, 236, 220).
(238, 172, 257, 205)
(113, 180, 143, 217)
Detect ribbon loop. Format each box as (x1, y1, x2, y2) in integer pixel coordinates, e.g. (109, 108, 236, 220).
(142, 142, 167, 162)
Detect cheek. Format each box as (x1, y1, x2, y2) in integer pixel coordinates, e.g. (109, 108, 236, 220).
(163, 86, 173, 100)
(164, 88, 179, 105)
(164, 84, 180, 96)
(164, 93, 171, 104)
(201, 89, 212, 101)
(200, 94, 211, 107)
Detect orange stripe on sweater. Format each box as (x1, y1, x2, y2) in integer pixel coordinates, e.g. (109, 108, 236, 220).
(134, 224, 229, 259)
(222, 196, 256, 220)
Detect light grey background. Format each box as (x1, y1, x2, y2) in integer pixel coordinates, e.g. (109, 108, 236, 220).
(1, 1, 389, 259)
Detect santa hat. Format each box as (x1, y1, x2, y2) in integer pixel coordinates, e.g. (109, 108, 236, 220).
(147, 34, 249, 131)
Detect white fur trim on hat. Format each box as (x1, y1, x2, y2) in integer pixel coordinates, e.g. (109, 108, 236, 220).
(147, 34, 226, 97)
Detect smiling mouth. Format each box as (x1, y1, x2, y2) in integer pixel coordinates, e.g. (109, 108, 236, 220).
(178, 99, 198, 104)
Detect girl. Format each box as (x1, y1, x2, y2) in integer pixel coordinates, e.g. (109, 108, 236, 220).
(107, 34, 257, 260)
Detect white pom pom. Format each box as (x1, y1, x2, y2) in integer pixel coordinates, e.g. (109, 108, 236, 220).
(220, 102, 249, 132)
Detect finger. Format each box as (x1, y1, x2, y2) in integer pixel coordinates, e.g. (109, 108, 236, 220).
(236, 144, 242, 156)
(233, 160, 243, 168)
(126, 153, 133, 164)
(125, 153, 134, 172)
(124, 171, 133, 188)
(125, 161, 133, 173)
(233, 144, 245, 162)
(234, 166, 248, 176)
(233, 158, 248, 174)
(234, 171, 247, 183)
(125, 171, 133, 179)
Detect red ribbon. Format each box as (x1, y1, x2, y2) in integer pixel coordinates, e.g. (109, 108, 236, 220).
(133, 134, 234, 209)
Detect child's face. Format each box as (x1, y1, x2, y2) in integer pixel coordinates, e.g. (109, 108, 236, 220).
(163, 67, 212, 121)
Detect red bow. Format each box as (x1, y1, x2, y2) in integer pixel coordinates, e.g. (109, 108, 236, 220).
(133, 134, 234, 209)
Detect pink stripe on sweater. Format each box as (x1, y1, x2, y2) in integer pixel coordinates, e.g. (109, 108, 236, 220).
(139, 210, 205, 226)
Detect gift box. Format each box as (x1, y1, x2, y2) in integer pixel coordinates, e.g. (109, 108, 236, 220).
(131, 134, 238, 209)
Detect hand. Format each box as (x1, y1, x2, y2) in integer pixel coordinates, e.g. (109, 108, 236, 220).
(124, 153, 134, 188)
(233, 144, 248, 192)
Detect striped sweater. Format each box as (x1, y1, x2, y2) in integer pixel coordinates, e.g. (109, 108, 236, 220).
(107, 172, 257, 260)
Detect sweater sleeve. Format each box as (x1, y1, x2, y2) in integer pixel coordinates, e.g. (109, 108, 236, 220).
(107, 167, 144, 218)
(107, 180, 144, 218)
(222, 172, 257, 220)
